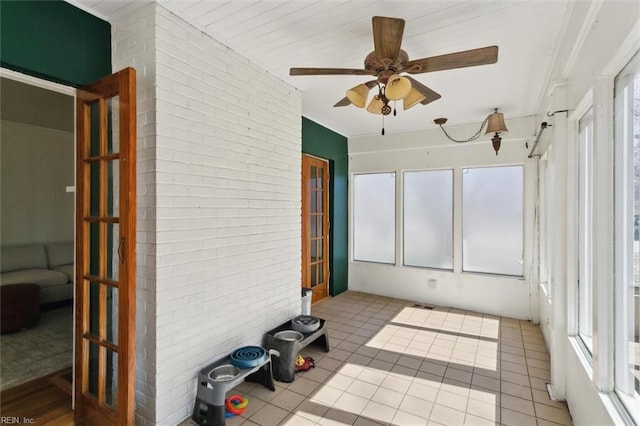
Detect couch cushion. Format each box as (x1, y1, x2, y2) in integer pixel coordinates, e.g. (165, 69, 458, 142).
(1, 245, 47, 273)
(0, 269, 69, 287)
(53, 264, 74, 282)
(46, 242, 74, 268)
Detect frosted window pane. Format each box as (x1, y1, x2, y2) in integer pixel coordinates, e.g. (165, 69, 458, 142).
(578, 107, 594, 353)
(404, 170, 453, 269)
(354, 173, 395, 263)
(462, 166, 523, 275)
(614, 49, 640, 406)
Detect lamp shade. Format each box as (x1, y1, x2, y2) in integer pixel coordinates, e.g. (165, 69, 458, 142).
(367, 95, 384, 114)
(485, 111, 508, 134)
(402, 88, 426, 110)
(385, 74, 412, 101)
(346, 84, 369, 108)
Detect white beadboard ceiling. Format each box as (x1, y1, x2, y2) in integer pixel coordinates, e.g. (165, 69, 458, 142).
(70, 0, 570, 137)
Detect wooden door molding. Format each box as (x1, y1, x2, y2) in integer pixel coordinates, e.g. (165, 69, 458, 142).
(75, 67, 136, 425)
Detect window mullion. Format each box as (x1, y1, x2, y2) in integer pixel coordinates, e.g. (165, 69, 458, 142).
(453, 167, 463, 273)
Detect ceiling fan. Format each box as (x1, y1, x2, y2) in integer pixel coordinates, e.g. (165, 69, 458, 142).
(290, 16, 498, 115)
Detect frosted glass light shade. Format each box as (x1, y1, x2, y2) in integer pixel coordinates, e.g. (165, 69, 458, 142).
(367, 95, 384, 114)
(346, 84, 369, 108)
(402, 88, 426, 110)
(385, 74, 411, 101)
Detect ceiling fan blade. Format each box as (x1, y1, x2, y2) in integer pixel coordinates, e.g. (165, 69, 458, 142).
(372, 16, 405, 61)
(404, 46, 499, 74)
(334, 97, 351, 107)
(364, 80, 379, 89)
(405, 76, 441, 105)
(290, 67, 372, 76)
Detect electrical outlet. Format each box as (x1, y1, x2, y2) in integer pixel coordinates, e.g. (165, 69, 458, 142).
(428, 279, 437, 289)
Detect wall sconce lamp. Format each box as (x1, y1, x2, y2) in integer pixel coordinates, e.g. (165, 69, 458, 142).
(434, 108, 508, 155)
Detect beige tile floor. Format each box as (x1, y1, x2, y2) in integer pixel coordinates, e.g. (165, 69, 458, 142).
(182, 291, 572, 426)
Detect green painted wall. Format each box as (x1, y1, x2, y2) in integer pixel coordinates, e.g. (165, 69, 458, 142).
(0, 0, 111, 86)
(302, 117, 348, 296)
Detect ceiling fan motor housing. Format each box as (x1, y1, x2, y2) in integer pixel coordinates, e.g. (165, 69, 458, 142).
(365, 50, 409, 82)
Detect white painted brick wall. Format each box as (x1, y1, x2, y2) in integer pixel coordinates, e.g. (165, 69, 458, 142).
(113, 3, 302, 425)
(111, 3, 158, 425)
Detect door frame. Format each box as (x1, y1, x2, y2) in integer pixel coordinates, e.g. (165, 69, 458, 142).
(302, 153, 331, 303)
(0, 67, 78, 407)
(0, 67, 137, 418)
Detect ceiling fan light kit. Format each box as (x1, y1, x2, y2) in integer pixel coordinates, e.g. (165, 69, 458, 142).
(384, 74, 412, 101)
(434, 108, 509, 155)
(403, 88, 426, 110)
(346, 83, 369, 108)
(290, 16, 499, 136)
(366, 95, 385, 115)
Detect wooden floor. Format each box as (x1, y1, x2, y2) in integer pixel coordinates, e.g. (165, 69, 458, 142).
(0, 368, 74, 425)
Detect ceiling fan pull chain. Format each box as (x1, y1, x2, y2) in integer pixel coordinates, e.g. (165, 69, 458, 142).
(393, 101, 397, 116)
(381, 115, 385, 136)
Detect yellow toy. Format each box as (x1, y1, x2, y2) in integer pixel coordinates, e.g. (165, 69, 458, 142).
(295, 355, 305, 367)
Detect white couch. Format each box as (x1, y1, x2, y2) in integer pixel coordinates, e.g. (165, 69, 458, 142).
(1, 243, 74, 305)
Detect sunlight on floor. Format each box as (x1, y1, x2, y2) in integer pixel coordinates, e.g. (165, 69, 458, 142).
(391, 306, 501, 339)
(364, 306, 499, 371)
(288, 362, 498, 425)
(286, 306, 503, 423)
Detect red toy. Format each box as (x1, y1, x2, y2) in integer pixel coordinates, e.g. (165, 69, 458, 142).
(295, 356, 315, 372)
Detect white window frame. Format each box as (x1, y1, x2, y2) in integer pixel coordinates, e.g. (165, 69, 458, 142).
(567, 20, 640, 425)
(577, 106, 595, 356)
(539, 151, 552, 300)
(613, 48, 640, 421)
(568, 89, 593, 342)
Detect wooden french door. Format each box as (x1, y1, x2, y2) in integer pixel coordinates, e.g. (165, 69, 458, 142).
(302, 154, 330, 303)
(75, 67, 136, 425)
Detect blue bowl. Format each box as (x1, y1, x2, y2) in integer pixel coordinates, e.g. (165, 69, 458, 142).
(230, 346, 268, 369)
